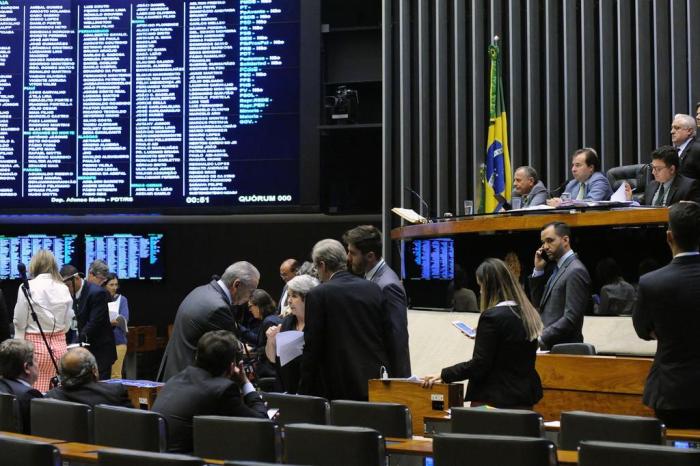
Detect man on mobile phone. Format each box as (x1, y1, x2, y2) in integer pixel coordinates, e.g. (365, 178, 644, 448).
(529, 222, 591, 350)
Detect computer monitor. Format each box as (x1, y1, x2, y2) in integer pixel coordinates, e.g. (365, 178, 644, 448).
(84, 233, 164, 280)
(0, 234, 78, 279)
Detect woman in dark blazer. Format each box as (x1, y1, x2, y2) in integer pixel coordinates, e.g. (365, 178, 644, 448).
(422, 258, 544, 409)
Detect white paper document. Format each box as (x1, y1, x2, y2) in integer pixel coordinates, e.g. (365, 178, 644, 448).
(108, 300, 120, 321)
(610, 182, 629, 203)
(276, 330, 305, 366)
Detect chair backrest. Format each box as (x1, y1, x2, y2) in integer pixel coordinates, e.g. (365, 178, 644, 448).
(284, 423, 385, 466)
(0, 434, 61, 466)
(433, 433, 557, 466)
(193, 416, 278, 462)
(550, 343, 597, 355)
(579, 440, 700, 466)
(0, 392, 22, 433)
(98, 448, 204, 466)
(31, 398, 93, 442)
(450, 407, 544, 438)
(606, 163, 650, 202)
(94, 404, 167, 452)
(330, 400, 412, 438)
(263, 393, 329, 426)
(559, 411, 665, 450)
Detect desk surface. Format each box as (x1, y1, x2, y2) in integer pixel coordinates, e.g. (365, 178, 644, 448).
(385, 436, 578, 464)
(0, 431, 67, 445)
(391, 208, 668, 239)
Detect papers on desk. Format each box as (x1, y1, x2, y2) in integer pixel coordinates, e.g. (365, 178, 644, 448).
(610, 182, 628, 203)
(276, 330, 304, 366)
(391, 207, 428, 224)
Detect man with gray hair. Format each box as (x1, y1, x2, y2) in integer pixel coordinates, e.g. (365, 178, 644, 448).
(671, 113, 700, 179)
(157, 261, 260, 381)
(45, 347, 131, 407)
(298, 239, 390, 401)
(87, 259, 110, 286)
(513, 166, 548, 207)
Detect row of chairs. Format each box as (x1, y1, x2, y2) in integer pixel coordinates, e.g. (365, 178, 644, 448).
(4, 426, 699, 466)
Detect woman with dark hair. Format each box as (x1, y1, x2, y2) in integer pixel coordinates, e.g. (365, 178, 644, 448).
(594, 258, 636, 316)
(104, 273, 129, 378)
(243, 289, 281, 381)
(422, 258, 544, 409)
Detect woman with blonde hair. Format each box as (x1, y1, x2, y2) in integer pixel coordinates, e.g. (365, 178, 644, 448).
(422, 258, 544, 409)
(13, 250, 73, 391)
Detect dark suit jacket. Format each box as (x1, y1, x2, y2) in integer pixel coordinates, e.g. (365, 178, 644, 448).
(641, 174, 700, 205)
(75, 282, 116, 379)
(679, 138, 700, 179)
(633, 254, 700, 411)
(158, 281, 236, 381)
(0, 378, 43, 433)
(152, 366, 267, 453)
(514, 180, 548, 207)
(45, 381, 132, 408)
(440, 305, 542, 408)
(529, 253, 590, 349)
(0, 290, 10, 343)
(298, 271, 390, 401)
(370, 262, 411, 377)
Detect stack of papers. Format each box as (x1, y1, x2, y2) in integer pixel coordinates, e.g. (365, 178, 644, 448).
(276, 330, 305, 366)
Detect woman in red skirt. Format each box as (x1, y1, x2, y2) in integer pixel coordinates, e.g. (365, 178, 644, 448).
(13, 250, 74, 392)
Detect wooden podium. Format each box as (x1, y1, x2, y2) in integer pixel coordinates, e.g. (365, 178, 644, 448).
(368, 379, 463, 434)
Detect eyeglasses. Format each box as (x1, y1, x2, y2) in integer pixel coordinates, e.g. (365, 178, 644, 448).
(651, 165, 668, 173)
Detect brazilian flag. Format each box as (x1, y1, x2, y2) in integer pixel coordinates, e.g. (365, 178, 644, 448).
(480, 39, 512, 214)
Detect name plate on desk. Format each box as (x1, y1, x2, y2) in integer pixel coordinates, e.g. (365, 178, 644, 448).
(368, 379, 463, 435)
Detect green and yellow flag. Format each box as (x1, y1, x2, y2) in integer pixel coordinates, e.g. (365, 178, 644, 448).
(481, 39, 512, 213)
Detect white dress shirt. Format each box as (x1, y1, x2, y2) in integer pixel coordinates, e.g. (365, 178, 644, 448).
(13, 273, 74, 338)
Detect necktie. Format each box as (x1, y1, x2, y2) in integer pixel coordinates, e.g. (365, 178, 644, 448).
(654, 184, 665, 206)
(544, 265, 559, 296)
(577, 182, 586, 200)
(522, 194, 529, 206)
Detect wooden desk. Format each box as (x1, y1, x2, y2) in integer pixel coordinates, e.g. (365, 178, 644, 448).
(107, 380, 163, 410)
(667, 429, 700, 441)
(385, 436, 578, 464)
(0, 431, 66, 444)
(368, 379, 463, 435)
(535, 353, 653, 421)
(391, 208, 669, 239)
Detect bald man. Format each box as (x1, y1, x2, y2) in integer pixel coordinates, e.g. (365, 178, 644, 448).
(671, 114, 700, 179)
(277, 258, 299, 313)
(45, 347, 131, 407)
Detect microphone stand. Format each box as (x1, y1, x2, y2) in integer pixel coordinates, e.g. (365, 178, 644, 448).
(20, 283, 60, 389)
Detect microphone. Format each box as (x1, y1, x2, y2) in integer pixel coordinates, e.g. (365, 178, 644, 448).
(548, 178, 571, 197)
(17, 263, 30, 295)
(404, 187, 431, 221)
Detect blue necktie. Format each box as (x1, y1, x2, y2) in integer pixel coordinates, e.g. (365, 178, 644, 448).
(544, 265, 559, 296)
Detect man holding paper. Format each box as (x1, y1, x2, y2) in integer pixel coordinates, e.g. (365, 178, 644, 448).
(624, 146, 700, 206)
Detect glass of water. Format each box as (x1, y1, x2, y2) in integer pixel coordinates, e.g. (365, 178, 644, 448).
(463, 200, 474, 215)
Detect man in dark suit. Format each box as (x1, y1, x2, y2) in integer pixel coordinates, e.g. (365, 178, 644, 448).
(152, 330, 267, 453)
(625, 146, 700, 205)
(529, 222, 591, 350)
(0, 339, 42, 433)
(343, 225, 411, 377)
(277, 258, 299, 313)
(45, 347, 131, 407)
(671, 113, 700, 179)
(633, 201, 700, 428)
(0, 289, 10, 343)
(60, 265, 116, 380)
(298, 239, 390, 401)
(157, 261, 260, 382)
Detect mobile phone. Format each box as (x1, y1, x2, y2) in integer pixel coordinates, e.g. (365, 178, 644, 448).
(452, 320, 476, 338)
(537, 248, 550, 263)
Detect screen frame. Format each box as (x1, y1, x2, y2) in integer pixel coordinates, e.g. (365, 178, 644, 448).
(0, 0, 321, 215)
